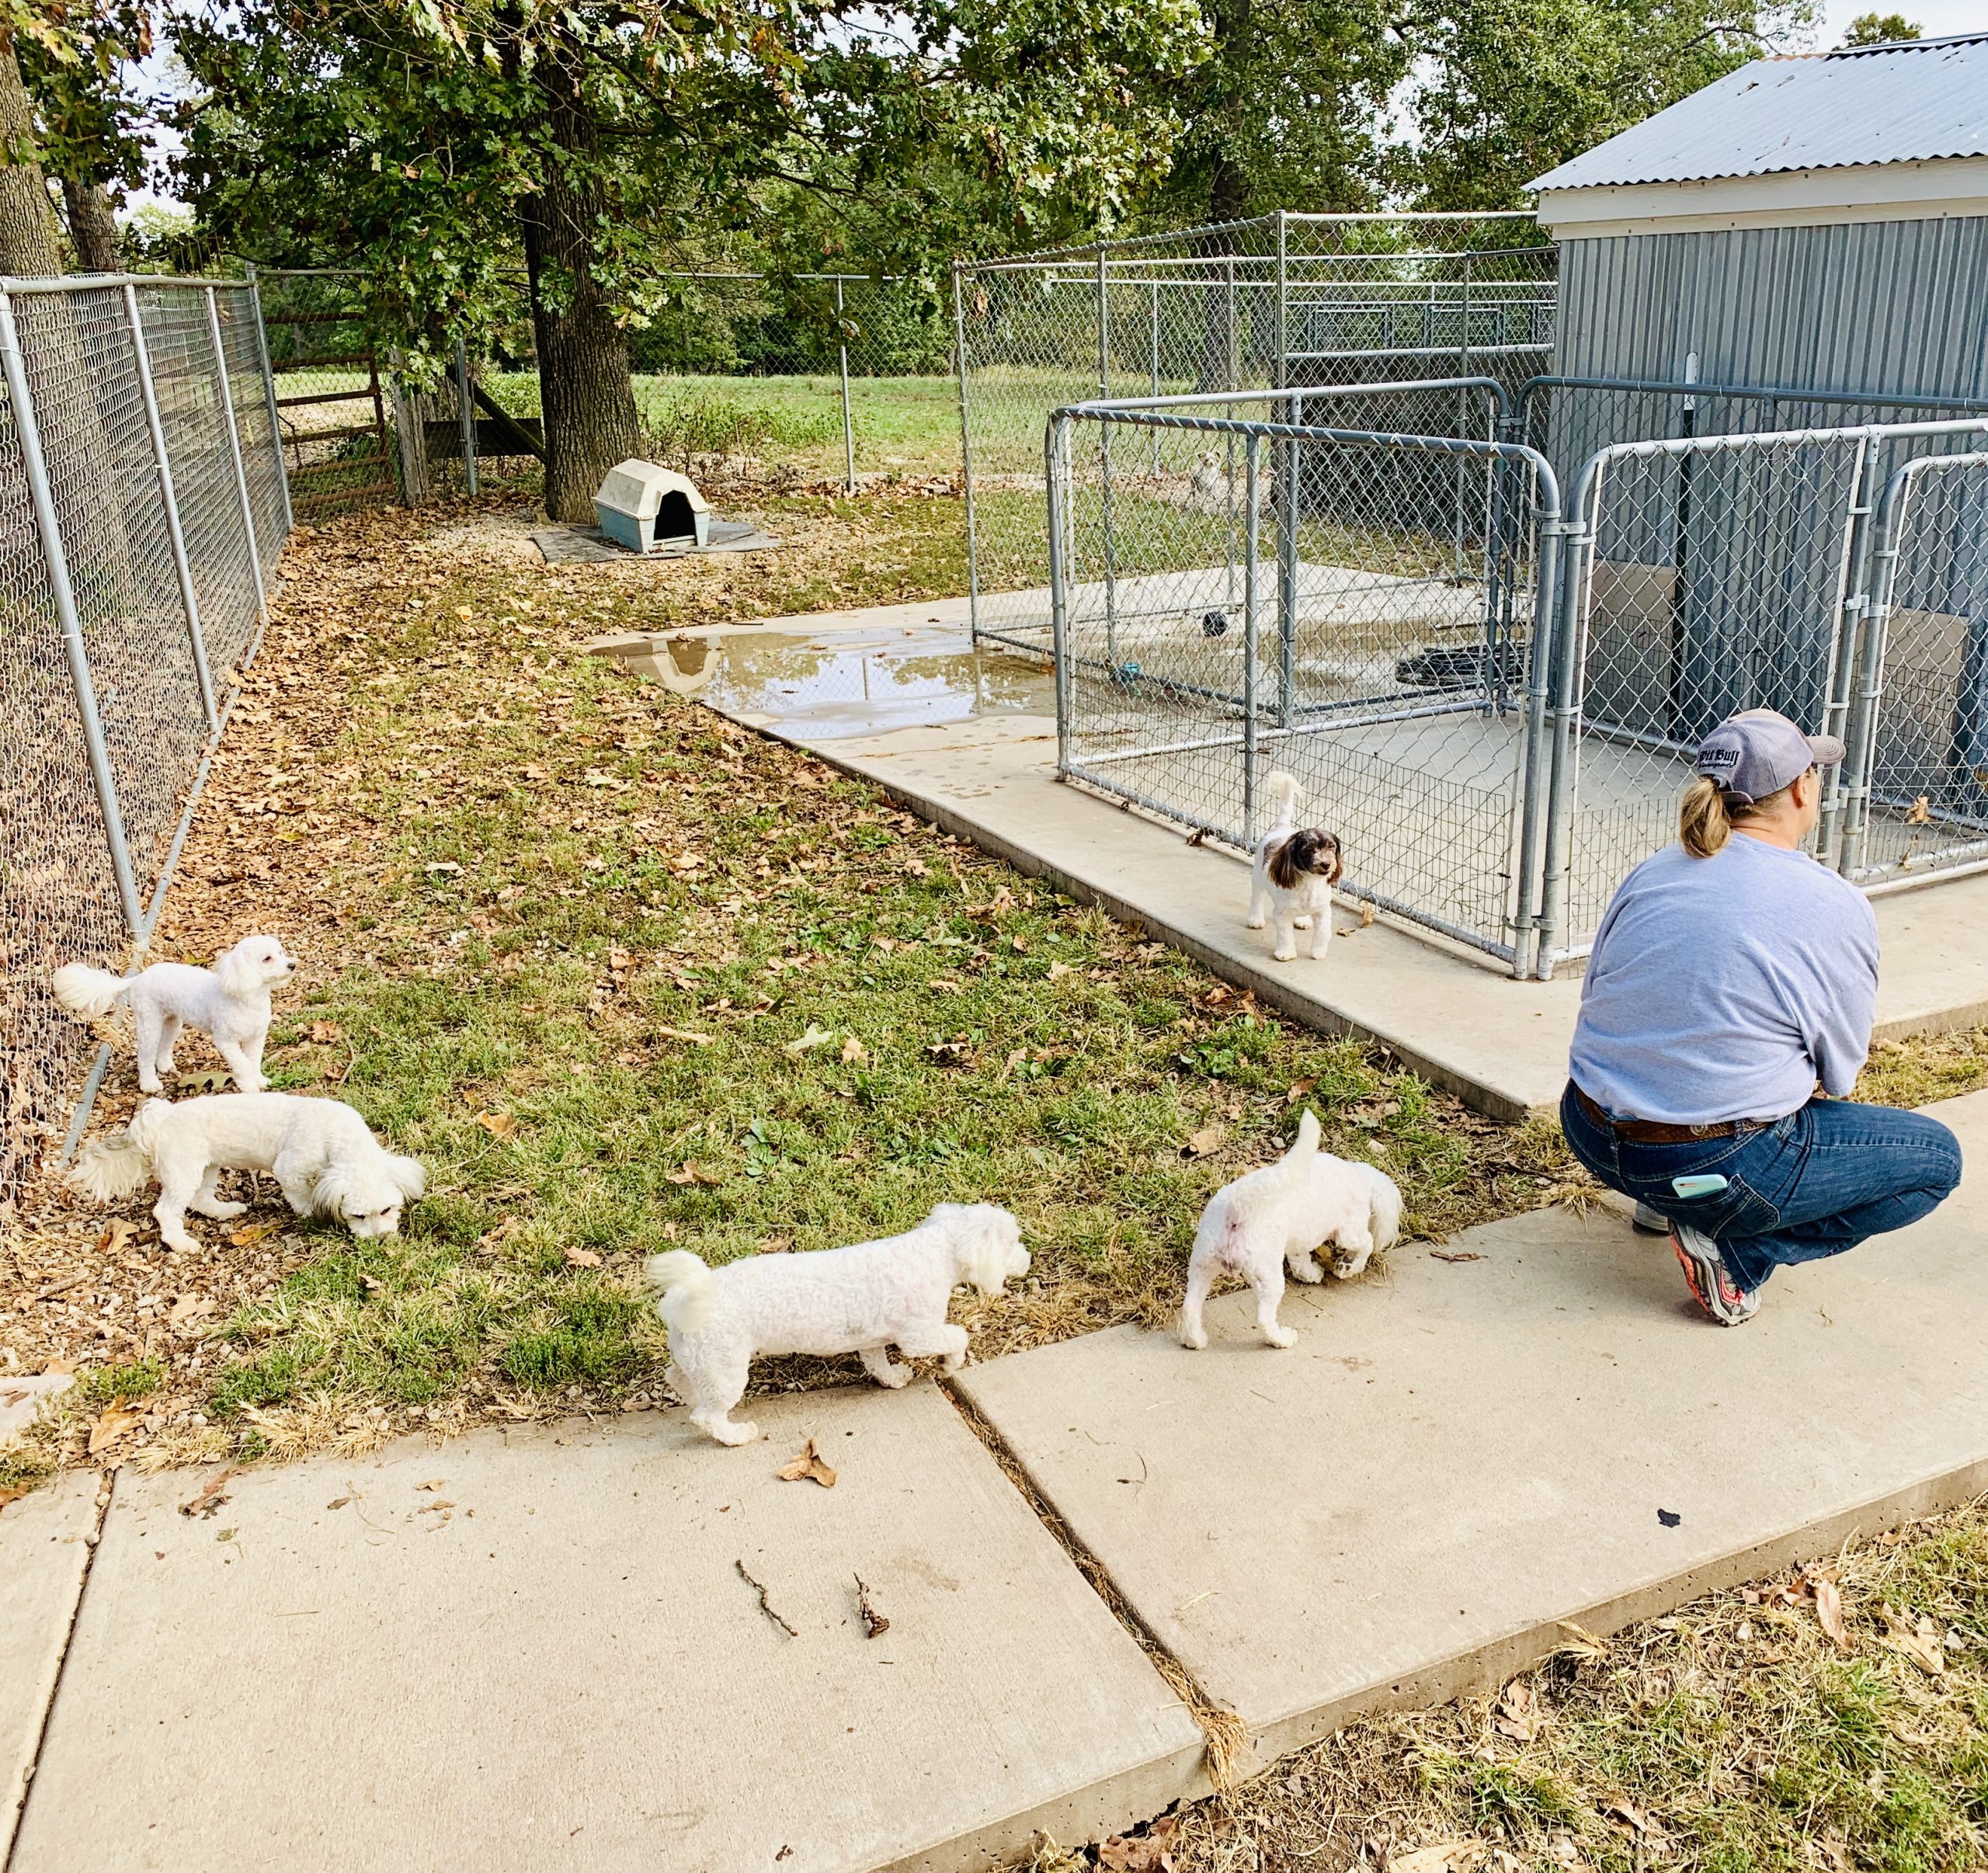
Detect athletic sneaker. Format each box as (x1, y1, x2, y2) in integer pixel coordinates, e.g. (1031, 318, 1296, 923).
(1632, 1201, 1669, 1234)
(1669, 1221, 1760, 1326)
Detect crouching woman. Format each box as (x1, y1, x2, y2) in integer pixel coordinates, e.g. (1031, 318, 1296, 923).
(1559, 709, 1962, 1325)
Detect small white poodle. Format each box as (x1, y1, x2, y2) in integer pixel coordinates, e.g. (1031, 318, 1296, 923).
(53, 936, 297, 1093)
(645, 1202, 1028, 1446)
(1246, 771, 1343, 962)
(69, 1093, 426, 1254)
(1180, 1110, 1401, 1350)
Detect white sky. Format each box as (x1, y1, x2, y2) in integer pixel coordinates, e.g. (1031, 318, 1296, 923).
(1813, 0, 1986, 39)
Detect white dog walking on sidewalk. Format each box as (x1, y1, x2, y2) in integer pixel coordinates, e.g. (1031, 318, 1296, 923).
(53, 935, 297, 1094)
(69, 1093, 426, 1254)
(1246, 772, 1343, 963)
(1180, 1110, 1402, 1350)
(645, 1203, 1029, 1446)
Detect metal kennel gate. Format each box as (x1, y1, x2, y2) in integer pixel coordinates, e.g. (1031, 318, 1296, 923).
(957, 213, 1559, 659)
(1046, 384, 1988, 979)
(1047, 393, 1565, 968)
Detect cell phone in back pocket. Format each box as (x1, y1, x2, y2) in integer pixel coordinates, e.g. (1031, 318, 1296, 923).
(1671, 1173, 1730, 1199)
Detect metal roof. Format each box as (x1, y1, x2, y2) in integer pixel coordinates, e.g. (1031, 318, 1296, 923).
(1530, 33, 1988, 192)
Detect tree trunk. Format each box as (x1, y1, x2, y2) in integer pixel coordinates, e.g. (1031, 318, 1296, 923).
(0, 35, 62, 277)
(61, 176, 122, 273)
(520, 69, 639, 521)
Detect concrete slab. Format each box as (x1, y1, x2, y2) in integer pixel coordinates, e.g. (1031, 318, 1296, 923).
(0, 1374, 75, 1449)
(611, 606, 1988, 1117)
(959, 1088, 1988, 1770)
(11, 1385, 1203, 1873)
(1, 1471, 98, 1858)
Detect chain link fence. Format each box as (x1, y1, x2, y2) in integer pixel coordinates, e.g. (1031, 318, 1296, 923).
(1048, 387, 1558, 967)
(957, 212, 1558, 658)
(0, 274, 287, 1215)
(421, 269, 953, 502)
(1045, 374, 1988, 979)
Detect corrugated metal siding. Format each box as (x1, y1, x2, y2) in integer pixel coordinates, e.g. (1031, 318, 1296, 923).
(1554, 217, 1988, 404)
(1548, 217, 1988, 761)
(1531, 36, 1988, 190)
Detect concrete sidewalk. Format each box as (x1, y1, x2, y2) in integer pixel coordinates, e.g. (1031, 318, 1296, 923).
(2, 1388, 1202, 1873)
(961, 1089, 1988, 1768)
(8, 1097, 1986, 1870)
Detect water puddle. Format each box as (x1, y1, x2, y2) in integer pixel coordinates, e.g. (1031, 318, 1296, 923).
(605, 624, 1055, 738)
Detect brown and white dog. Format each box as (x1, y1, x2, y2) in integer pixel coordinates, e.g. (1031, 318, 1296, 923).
(1246, 771, 1343, 961)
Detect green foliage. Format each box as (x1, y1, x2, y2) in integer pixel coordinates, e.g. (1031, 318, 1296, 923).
(1405, 0, 1819, 211)
(78, 1357, 165, 1405)
(1841, 12, 1921, 45)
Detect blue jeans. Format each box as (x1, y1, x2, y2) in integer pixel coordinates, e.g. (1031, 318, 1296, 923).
(1561, 1084, 1963, 1291)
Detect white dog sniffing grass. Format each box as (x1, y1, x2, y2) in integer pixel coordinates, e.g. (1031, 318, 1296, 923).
(645, 1203, 1028, 1447)
(1180, 1110, 1402, 1350)
(54, 935, 297, 1093)
(69, 1093, 425, 1254)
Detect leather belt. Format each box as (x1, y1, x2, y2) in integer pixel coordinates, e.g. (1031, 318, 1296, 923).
(1573, 1084, 1767, 1145)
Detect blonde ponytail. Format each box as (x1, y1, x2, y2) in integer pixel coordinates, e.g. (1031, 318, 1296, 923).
(1680, 777, 1733, 859)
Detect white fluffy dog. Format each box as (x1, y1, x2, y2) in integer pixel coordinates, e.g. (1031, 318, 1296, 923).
(68, 1093, 425, 1254)
(1180, 1110, 1402, 1350)
(645, 1203, 1028, 1446)
(1246, 772, 1343, 963)
(53, 936, 297, 1093)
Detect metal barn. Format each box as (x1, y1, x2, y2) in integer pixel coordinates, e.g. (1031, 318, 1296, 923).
(1025, 33, 1988, 975)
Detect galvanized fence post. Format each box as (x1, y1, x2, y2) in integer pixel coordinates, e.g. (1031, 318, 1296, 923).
(456, 338, 479, 498)
(1273, 215, 1298, 729)
(835, 278, 857, 494)
(1047, 411, 1074, 777)
(1530, 466, 1597, 979)
(1508, 471, 1567, 980)
(1817, 432, 1878, 868)
(125, 281, 217, 733)
(1242, 429, 1263, 844)
(205, 284, 266, 615)
(243, 264, 294, 537)
(951, 259, 982, 635)
(0, 287, 144, 941)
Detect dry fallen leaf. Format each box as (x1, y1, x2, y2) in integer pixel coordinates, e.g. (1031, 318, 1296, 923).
(1181, 1125, 1223, 1159)
(1904, 794, 1932, 825)
(839, 1034, 867, 1064)
(308, 1020, 345, 1043)
(0, 1485, 30, 1515)
(665, 1162, 717, 1187)
(1431, 1249, 1485, 1263)
(1882, 1607, 1945, 1674)
(474, 1110, 519, 1140)
(776, 1437, 837, 1489)
(1097, 1815, 1180, 1871)
(855, 1574, 890, 1638)
(228, 1221, 280, 1247)
(1815, 1578, 1848, 1649)
(179, 1469, 238, 1520)
(87, 1403, 144, 1455)
(1048, 960, 1071, 979)
(563, 1246, 602, 1268)
(95, 1219, 137, 1256)
(655, 1026, 714, 1046)
(1391, 1845, 1483, 1873)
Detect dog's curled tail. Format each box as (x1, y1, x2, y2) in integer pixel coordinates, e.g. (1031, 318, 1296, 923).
(1263, 770, 1303, 829)
(643, 1249, 717, 1330)
(1276, 1107, 1322, 1186)
(68, 1099, 171, 1203)
(51, 962, 130, 1020)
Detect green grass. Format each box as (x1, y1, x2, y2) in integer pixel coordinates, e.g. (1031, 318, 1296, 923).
(152, 508, 1573, 1437)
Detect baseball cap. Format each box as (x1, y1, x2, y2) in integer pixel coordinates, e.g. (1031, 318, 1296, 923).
(1694, 709, 1845, 805)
